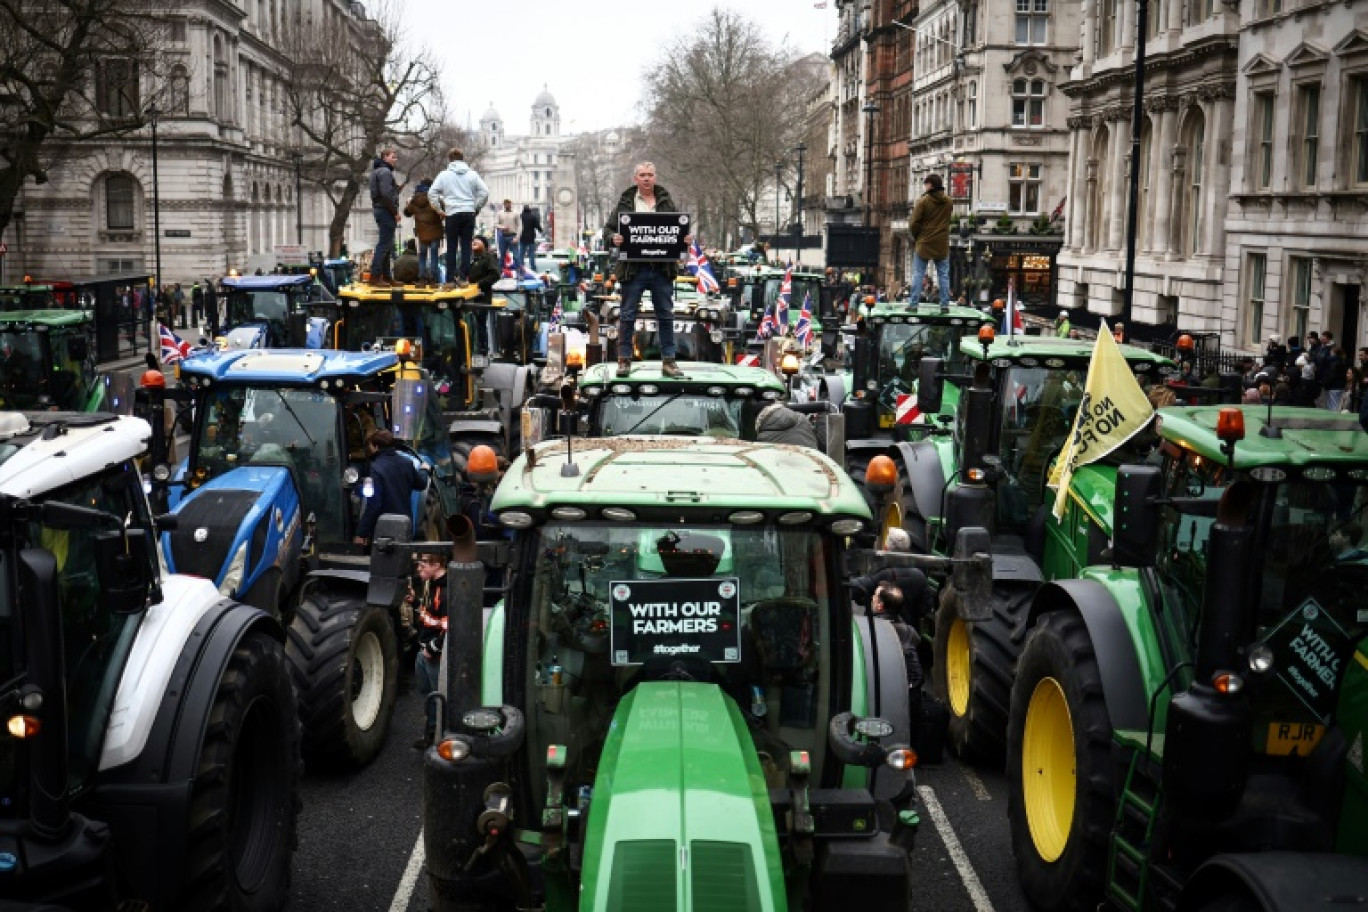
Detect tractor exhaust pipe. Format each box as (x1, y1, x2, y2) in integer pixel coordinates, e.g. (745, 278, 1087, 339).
(443, 558, 486, 727)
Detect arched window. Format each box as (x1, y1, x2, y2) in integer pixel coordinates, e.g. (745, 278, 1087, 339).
(106, 173, 136, 230)
(213, 35, 229, 121)
(1138, 117, 1153, 249)
(1180, 109, 1205, 255)
(969, 81, 978, 128)
(169, 65, 190, 115)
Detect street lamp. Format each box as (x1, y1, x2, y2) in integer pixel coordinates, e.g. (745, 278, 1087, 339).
(292, 152, 303, 245)
(793, 142, 807, 265)
(862, 101, 879, 225)
(774, 161, 784, 237)
(147, 102, 162, 352)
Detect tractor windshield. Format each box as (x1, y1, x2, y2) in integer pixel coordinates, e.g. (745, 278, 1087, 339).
(877, 322, 965, 385)
(517, 521, 840, 808)
(0, 331, 49, 409)
(227, 290, 289, 327)
(994, 366, 1088, 520)
(192, 386, 346, 537)
(595, 393, 764, 438)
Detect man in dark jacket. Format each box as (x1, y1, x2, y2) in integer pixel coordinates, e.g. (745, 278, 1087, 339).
(907, 174, 953, 307)
(519, 205, 542, 272)
(603, 162, 687, 379)
(369, 149, 402, 285)
(354, 429, 425, 546)
(467, 236, 501, 356)
(755, 401, 819, 448)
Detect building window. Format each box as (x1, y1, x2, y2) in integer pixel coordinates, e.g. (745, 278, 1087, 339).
(1252, 91, 1274, 190)
(1353, 76, 1368, 186)
(1139, 120, 1152, 247)
(1256, 0, 1280, 16)
(1290, 256, 1312, 339)
(968, 81, 977, 128)
(169, 65, 190, 116)
(1009, 163, 1042, 214)
(1012, 79, 1045, 128)
(169, 20, 187, 41)
(1246, 252, 1266, 347)
(1099, 0, 1117, 56)
(1181, 112, 1205, 256)
(96, 59, 139, 118)
(106, 174, 135, 230)
(1015, 0, 1048, 45)
(1295, 83, 1320, 188)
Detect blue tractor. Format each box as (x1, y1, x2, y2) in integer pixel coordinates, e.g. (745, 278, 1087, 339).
(217, 273, 334, 349)
(153, 348, 459, 767)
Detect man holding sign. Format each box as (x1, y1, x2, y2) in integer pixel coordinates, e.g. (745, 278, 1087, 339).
(604, 162, 690, 379)
(1048, 320, 1156, 520)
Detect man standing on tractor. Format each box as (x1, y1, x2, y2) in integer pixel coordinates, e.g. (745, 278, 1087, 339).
(354, 429, 425, 547)
(907, 174, 953, 307)
(370, 149, 402, 286)
(429, 147, 489, 287)
(605, 161, 689, 379)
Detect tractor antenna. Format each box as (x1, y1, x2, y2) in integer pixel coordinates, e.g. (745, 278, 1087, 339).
(559, 378, 580, 477)
(1259, 395, 1281, 438)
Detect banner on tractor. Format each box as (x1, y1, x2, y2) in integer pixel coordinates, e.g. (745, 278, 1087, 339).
(609, 577, 742, 666)
(617, 212, 690, 262)
(1048, 319, 1154, 521)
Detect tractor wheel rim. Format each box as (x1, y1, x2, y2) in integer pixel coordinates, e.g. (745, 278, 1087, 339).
(1022, 676, 1076, 863)
(350, 631, 385, 731)
(946, 615, 971, 717)
(880, 501, 903, 548)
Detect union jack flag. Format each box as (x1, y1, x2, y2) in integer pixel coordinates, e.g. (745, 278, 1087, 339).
(757, 302, 779, 340)
(502, 249, 515, 279)
(549, 296, 564, 328)
(158, 322, 191, 364)
(777, 266, 793, 326)
(687, 240, 720, 294)
(795, 292, 814, 348)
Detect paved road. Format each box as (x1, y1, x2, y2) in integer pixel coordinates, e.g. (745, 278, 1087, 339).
(292, 690, 1030, 911)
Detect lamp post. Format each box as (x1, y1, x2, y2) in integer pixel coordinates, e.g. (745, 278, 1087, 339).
(292, 152, 303, 245)
(774, 161, 784, 238)
(148, 102, 162, 353)
(1121, 0, 1150, 327)
(862, 101, 879, 225)
(793, 142, 807, 266)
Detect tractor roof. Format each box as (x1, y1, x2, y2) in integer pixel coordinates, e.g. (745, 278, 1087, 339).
(0, 309, 90, 327)
(577, 360, 786, 392)
(492, 436, 872, 524)
(961, 334, 1175, 370)
(0, 412, 151, 498)
(867, 303, 994, 324)
(178, 348, 398, 383)
(221, 275, 314, 290)
(1157, 405, 1368, 470)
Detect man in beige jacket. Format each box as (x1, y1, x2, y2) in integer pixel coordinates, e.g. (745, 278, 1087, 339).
(494, 199, 520, 269)
(907, 174, 953, 307)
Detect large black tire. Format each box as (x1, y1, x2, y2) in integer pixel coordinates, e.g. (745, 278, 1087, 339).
(1006, 611, 1117, 912)
(932, 583, 1034, 764)
(181, 630, 301, 911)
(451, 433, 507, 483)
(287, 590, 398, 769)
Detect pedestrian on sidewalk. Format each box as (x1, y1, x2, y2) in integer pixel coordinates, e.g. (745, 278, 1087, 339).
(172, 283, 186, 329)
(429, 147, 489, 287)
(404, 178, 444, 286)
(191, 281, 204, 327)
(369, 149, 402, 285)
(907, 174, 952, 308)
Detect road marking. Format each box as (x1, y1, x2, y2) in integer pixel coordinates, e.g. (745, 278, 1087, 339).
(389, 829, 425, 912)
(919, 784, 995, 912)
(961, 763, 992, 801)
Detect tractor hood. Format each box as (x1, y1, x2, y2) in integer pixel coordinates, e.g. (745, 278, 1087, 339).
(579, 682, 785, 911)
(163, 466, 294, 585)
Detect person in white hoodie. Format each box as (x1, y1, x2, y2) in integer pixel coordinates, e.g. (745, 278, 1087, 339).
(427, 147, 490, 286)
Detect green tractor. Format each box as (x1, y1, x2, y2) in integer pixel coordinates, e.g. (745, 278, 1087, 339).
(0, 309, 108, 412)
(374, 435, 993, 910)
(1005, 404, 1368, 910)
(896, 334, 1174, 763)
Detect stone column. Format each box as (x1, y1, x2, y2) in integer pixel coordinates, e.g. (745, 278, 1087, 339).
(1107, 114, 1129, 250)
(1081, 0, 1096, 66)
(1201, 91, 1233, 259)
(1151, 104, 1177, 257)
(1066, 118, 1089, 249)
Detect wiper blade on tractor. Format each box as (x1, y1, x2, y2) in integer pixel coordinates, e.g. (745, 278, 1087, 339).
(621, 393, 684, 436)
(273, 392, 316, 447)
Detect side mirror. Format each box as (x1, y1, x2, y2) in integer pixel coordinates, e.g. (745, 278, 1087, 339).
(367, 513, 413, 607)
(1112, 464, 1162, 567)
(93, 529, 153, 614)
(917, 357, 944, 415)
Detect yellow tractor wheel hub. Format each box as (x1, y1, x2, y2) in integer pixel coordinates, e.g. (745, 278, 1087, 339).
(946, 615, 971, 717)
(1022, 676, 1076, 863)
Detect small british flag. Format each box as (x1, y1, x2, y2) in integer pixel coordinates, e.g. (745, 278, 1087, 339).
(158, 323, 192, 364)
(794, 292, 814, 348)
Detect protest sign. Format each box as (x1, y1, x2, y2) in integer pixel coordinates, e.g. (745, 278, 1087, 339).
(609, 576, 741, 666)
(617, 212, 690, 262)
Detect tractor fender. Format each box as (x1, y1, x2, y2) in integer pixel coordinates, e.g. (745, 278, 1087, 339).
(892, 439, 946, 548)
(819, 373, 846, 404)
(846, 438, 891, 462)
(304, 567, 370, 592)
(93, 579, 282, 907)
(854, 614, 911, 800)
(1179, 852, 1368, 912)
(1027, 580, 1148, 734)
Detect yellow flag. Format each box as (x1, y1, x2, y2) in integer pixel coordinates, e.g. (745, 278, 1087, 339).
(1049, 320, 1154, 520)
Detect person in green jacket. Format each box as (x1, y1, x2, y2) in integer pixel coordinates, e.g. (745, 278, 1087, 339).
(907, 174, 953, 307)
(1054, 310, 1072, 338)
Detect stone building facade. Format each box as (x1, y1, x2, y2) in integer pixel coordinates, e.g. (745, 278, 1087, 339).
(473, 88, 569, 238)
(10, 0, 377, 285)
(1224, 4, 1367, 351)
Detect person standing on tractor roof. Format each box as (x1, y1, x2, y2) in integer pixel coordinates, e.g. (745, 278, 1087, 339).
(495, 200, 520, 270)
(519, 204, 542, 272)
(429, 147, 489, 288)
(468, 236, 501, 357)
(354, 429, 426, 547)
(907, 174, 953, 308)
(604, 161, 690, 379)
(405, 177, 445, 287)
(370, 149, 403, 286)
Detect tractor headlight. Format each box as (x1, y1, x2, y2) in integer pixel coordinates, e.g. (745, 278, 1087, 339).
(343, 466, 360, 486)
(220, 541, 248, 598)
(152, 463, 171, 482)
(1247, 644, 1275, 674)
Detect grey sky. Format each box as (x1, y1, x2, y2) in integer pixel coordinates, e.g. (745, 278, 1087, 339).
(401, 0, 834, 135)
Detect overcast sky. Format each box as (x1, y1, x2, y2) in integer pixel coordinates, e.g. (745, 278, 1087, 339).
(400, 1, 835, 135)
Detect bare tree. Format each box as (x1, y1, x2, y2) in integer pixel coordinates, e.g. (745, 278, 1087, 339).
(405, 120, 483, 191)
(0, 0, 168, 241)
(282, 0, 444, 257)
(640, 8, 825, 248)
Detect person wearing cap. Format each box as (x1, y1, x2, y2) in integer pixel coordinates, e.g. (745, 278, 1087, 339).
(1055, 310, 1071, 338)
(408, 548, 449, 748)
(1264, 333, 1287, 371)
(468, 236, 501, 356)
(907, 174, 953, 307)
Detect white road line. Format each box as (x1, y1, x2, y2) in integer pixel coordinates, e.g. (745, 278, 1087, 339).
(389, 829, 426, 912)
(961, 763, 992, 801)
(918, 784, 995, 912)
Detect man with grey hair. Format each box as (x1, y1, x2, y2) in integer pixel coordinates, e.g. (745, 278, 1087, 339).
(604, 162, 689, 379)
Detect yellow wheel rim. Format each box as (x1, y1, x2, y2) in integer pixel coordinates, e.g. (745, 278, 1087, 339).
(879, 501, 903, 549)
(946, 615, 971, 717)
(1022, 676, 1076, 863)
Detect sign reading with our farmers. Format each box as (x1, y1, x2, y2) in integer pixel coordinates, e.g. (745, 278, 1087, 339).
(609, 577, 742, 666)
(1261, 597, 1354, 723)
(617, 212, 690, 262)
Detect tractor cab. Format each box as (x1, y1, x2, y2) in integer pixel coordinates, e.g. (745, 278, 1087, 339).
(0, 310, 103, 412)
(0, 283, 59, 311)
(218, 274, 331, 349)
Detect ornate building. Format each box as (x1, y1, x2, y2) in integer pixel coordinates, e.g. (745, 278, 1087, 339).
(825, 1, 872, 241)
(1055, 0, 1240, 335)
(473, 87, 569, 239)
(1223, 4, 1367, 351)
(10, 0, 377, 284)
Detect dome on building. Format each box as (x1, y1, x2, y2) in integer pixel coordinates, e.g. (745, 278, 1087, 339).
(481, 103, 501, 124)
(534, 86, 556, 107)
